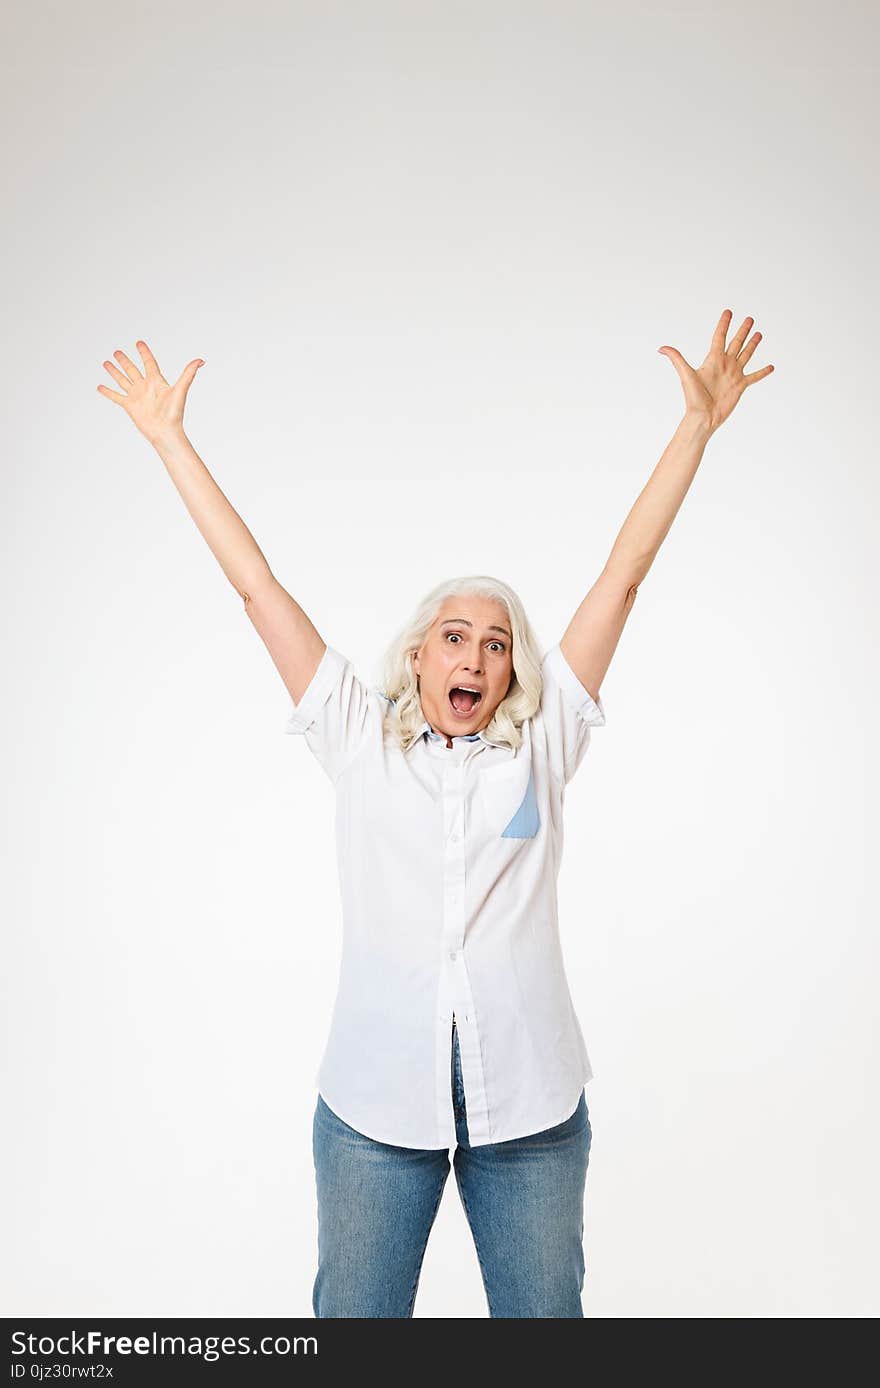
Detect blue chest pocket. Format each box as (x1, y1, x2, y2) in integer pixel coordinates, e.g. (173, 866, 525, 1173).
(500, 765, 540, 838)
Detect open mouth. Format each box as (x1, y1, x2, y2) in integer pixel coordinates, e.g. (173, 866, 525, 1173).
(448, 687, 483, 716)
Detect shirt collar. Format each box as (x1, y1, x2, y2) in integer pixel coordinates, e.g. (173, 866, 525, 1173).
(416, 718, 507, 748)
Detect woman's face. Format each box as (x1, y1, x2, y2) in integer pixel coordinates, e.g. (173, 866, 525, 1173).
(411, 596, 514, 737)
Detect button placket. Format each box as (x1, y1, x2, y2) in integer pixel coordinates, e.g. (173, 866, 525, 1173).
(428, 743, 494, 1145)
(441, 760, 467, 1018)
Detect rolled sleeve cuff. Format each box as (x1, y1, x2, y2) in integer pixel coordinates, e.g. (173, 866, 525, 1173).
(284, 644, 348, 735)
(543, 643, 607, 726)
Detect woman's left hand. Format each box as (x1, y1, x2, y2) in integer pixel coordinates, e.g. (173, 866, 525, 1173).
(658, 309, 774, 436)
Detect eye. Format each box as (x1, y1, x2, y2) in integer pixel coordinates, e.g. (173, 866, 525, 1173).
(445, 632, 507, 653)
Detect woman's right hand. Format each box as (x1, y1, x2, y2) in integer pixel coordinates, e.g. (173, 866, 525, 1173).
(97, 340, 205, 446)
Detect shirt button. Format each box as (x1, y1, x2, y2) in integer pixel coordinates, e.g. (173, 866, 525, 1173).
(449, 950, 458, 960)
(450, 830, 461, 842)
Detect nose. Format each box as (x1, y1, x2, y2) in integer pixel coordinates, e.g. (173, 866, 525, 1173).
(458, 641, 484, 676)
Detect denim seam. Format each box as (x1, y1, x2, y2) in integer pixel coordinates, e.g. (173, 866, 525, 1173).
(405, 1165, 449, 1318)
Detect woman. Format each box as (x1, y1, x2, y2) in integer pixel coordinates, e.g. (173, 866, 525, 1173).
(97, 309, 773, 1317)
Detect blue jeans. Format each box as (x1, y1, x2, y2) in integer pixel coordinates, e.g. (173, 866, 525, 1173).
(312, 1017, 592, 1317)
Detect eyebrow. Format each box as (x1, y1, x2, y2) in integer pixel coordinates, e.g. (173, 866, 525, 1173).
(440, 618, 512, 641)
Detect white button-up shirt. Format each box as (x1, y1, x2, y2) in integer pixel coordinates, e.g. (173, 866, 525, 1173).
(284, 640, 606, 1149)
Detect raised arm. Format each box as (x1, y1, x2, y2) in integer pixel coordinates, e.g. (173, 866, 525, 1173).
(559, 309, 774, 700)
(96, 339, 326, 705)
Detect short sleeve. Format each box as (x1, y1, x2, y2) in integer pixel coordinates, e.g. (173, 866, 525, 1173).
(538, 643, 607, 786)
(283, 644, 379, 786)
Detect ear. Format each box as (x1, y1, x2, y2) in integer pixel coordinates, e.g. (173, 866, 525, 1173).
(411, 647, 421, 675)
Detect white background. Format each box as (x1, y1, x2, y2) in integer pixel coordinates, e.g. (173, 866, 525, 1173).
(2, 0, 876, 1317)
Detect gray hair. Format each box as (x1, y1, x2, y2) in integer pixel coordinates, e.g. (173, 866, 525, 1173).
(376, 575, 544, 755)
